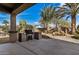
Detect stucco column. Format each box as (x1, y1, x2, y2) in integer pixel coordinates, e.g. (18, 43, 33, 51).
(9, 13, 17, 43)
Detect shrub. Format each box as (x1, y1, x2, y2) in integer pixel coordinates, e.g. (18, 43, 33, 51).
(52, 31, 65, 36)
(72, 33, 79, 39)
(76, 30, 79, 34)
(76, 25, 79, 34)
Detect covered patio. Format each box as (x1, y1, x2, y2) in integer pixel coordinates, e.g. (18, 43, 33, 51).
(0, 38, 79, 55)
(0, 3, 79, 55)
(0, 3, 35, 42)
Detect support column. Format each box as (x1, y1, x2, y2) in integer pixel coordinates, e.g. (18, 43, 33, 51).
(9, 13, 17, 43)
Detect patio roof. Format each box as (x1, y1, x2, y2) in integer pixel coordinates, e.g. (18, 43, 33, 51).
(0, 3, 35, 14)
(0, 3, 36, 43)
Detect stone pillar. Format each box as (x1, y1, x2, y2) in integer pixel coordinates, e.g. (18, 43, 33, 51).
(9, 13, 17, 43)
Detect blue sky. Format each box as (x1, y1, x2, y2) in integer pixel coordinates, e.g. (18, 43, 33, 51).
(17, 3, 60, 25)
(0, 12, 10, 25)
(0, 3, 79, 26)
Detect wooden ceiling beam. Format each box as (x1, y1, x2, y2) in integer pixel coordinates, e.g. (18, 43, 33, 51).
(12, 3, 35, 15)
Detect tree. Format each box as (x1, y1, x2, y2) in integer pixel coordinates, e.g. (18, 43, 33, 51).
(77, 25, 79, 30)
(2, 20, 9, 25)
(58, 19, 71, 34)
(40, 5, 54, 29)
(40, 5, 60, 31)
(76, 25, 79, 34)
(2, 20, 9, 34)
(26, 24, 34, 30)
(58, 3, 79, 34)
(18, 20, 27, 32)
(39, 18, 46, 28)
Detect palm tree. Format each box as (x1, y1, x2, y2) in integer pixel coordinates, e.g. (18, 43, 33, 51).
(58, 19, 71, 34)
(18, 20, 27, 32)
(40, 5, 60, 31)
(39, 18, 46, 28)
(40, 5, 54, 29)
(58, 3, 79, 34)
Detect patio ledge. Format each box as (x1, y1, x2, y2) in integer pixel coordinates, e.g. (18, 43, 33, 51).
(42, 33, 79, 44)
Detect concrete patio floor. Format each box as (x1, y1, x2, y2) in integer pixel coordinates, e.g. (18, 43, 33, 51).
(0, 39, 79, 55)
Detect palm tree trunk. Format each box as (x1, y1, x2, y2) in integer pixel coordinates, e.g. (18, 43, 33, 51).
(44, 23, 48, 29)
(56, 23, 58, 31)
(46, 24, 48, 33)
(44, 23, 48, 33)
(65, 28, 68, 34)
(71, 15, 76, 34)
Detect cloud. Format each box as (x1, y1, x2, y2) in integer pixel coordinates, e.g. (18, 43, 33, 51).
(77, 14, 79, 16)
(59, 3, 65, 7)
(34, 22, 39, 25)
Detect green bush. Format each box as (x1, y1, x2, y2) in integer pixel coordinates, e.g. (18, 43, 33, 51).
(72, 33, 79, 39)
(76, 30, 79, 34)
(76, 25, 79, 34)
